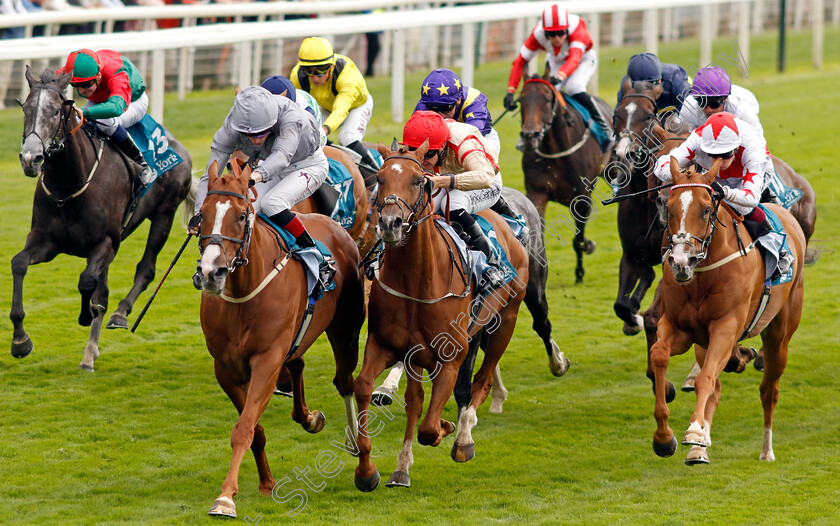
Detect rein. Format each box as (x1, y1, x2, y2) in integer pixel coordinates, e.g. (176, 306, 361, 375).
(663, 183, 720, 265)
(522, 78, 591, 159)
(198, 189, 254, 272)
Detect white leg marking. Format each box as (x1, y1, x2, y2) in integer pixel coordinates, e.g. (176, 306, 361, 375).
(343, 394, 358, 448)
(489, 364, 507, 414)
(380, 361, 405, 392)
(455, 406, 478, 446)
(760, 426, 775, 461)
(396, 439, 414, 473)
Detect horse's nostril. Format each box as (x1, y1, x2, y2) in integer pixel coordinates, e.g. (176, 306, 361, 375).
(392, 217, 403, 230)
(688, 256, 698, 267)
(215, 268, 228, 279)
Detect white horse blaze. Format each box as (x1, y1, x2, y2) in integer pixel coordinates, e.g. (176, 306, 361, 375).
(390, 164, 403, 174)
(669, 192, 694, 267)
(199, 200, 233, 276)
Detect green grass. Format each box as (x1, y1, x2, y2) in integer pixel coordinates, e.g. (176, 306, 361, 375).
(0, 27, 838, 525)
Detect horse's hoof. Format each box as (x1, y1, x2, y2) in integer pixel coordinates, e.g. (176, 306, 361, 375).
(584, 240, 596, 254)
(666, 381, 676, 404)
(489, 398, 505, 414)
(441, 420, 456, 438)
(680, 378, 695, 392)
(753, 353, 764, 371)
(355, 469, 380, 492)
(548, 341, 570, 377)
(106, 313, 129, 330)
(11, 336, 33, 358)
(681, 428, 707, 447)
(207, 496, 236, 517)
(385, 470, 411, 488)
(306, 411, 326, 434)
(653, 436, 678, 457)
(371, 387, 394, 407)
(78, 362, 95, 373)
(685, 445, 710, 465)
(451, 442, 475, 463)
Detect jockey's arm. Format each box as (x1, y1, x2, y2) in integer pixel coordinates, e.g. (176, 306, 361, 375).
(718, 149, 765, 209)
(507, 32, 541, 92)
(653, 132, 701, 183)
(447, 145, 497, 191)
(556, 45, 584, 80)
(83, 94, 128, 120)
(253, 122, 299, 182)
(322, 71, 364, 134)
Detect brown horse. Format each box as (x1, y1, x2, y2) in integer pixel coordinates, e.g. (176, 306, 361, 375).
(353, 143, 529, 491)
(195, 159, 365, 517)
(14, 67, 193, 370)
(518, 73, 612, 282)
(650, 157, 805, 465)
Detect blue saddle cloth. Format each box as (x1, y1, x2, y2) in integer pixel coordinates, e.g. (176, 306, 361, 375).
(126, 114, 184, 197)
(258, 213, 336, 298)
(325, 158, 357, 230)
(757, 204, 793, 286)
(562, 93, 610, 150)
(766, 169, 804, 209)
(367, 147, 383, 168)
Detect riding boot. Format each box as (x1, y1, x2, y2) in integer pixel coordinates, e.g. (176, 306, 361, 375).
(571, 92, 615, 153)
(113, 130, 155, 188)
(346, 140, 380, 171)
(269, 210, 337, 296)
(490, 195, 530, 245)
(454, 215, 505, 292)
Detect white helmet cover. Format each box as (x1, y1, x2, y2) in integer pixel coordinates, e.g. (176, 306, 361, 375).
(699, 112, 741, 155)
(230, 86, 278, 134)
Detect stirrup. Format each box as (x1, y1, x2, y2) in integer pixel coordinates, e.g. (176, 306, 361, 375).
(479, 265, 505, 292)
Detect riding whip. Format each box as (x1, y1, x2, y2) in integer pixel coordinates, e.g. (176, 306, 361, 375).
(131, 233, 193, 333)
(600, 182, 673, 205)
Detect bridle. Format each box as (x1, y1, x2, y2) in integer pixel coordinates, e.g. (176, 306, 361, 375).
(373, 154, 434, 235)
(198, 189, 254, 272)
(521, 78, 590, 159)
(23, 82, 85, 158)
(664, 183, 723, 264)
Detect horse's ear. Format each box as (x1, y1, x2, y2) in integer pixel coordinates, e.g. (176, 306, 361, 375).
(415, 138, 429, 160)
(651, 82, 664, 101)
(208, 160, 220, 182)
(234, 86, 241, 96)
(24, 65, 36, 88)
(651, 123, 670, 144)
(57, 70, 71, 89)
(704, 157, 723, 182)
(669, 156, 683, 181)
(622, 76, 633, 94)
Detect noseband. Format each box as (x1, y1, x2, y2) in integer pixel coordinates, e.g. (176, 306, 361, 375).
(198, 189, 254, 271)
(374, 154, 433, 235)
(23, 82, 83, 158)
(664, 183, 722, 263)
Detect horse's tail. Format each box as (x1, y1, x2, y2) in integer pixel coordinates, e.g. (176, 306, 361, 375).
(804, 246, 827, 267)
(182, 174, 199, 228)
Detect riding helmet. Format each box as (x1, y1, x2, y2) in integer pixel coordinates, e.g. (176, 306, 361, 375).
(542, 5, 569, 31)
(699, 112, 741, 154)
(420, 69, 463, 106)
(261, 75, 296, 102)
(402, 110, 450, 150)
(65, 49, 101, 83)
(627, 53, 662, 82)
(298, 37, 336, 66)
(230, 86, 278, 135)
(691, 66, 732, 97)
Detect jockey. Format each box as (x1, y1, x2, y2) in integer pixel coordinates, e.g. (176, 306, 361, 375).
(401, 110, 505, 292)
(261, 74, 327, 148)
(290, 37, 379, 171)
(653, 112, 793, 274)
(415, 68, 522, 226)
(59, 49, 154, 187)
(504, 5, 614, 151)
(678, 66, 763, 136)
(616, 52, 692, 114)
(191, 86, 335, 293)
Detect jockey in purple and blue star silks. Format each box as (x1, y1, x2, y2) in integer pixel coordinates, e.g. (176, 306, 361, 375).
(413, 68, 500, 158)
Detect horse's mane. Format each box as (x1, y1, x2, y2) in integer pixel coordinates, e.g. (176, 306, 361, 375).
(37, 69, 62, 85)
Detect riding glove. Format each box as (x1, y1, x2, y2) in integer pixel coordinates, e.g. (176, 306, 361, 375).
(188, 213, 201, 234)
(503, 92, 517, 111)
(711, 181, 735, 201)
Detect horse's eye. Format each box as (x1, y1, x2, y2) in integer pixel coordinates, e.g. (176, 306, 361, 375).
(703, 207, 711, 216)
(239, 212, 247, 222)
(54, 109, 60, 116)
(414, 177, 424, 186)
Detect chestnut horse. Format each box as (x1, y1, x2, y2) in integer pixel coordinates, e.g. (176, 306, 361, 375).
(353, 143, 529, 491)
(650, 158, 805, 465)
(14, 67, 193, 370)
(518, 73, 612, 282)
(195, 160, 365, 518)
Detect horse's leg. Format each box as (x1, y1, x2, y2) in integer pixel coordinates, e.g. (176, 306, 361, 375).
(417, 363, 458, 448)
(523, 272, 568, 376)
(79, 265, 111, 371)
(454, 336, 480, 413)
(108, 211, 175, 329)
(488, 363, 507, 414)
(326, 320, 362, 448)
(649, 314, 692, 457)
(572, 199, 596, 283)
(286, 357, 326, 434)
(643, 283, 675, 403)
(614, 255, 647, 334)
(213, 361, 276, 496)
(10, 231, 59, 358)
(371, 362, 404, 406)
(525, 190, 549, 219)
(386, 372, 424, 488)
(353, 337, 395, 492)
(210, 351, 281, 517)
(77, 237, 115, 327)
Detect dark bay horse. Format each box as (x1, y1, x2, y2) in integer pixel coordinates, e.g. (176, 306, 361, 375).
(14, 67, 193, 371)
(196, 159, 365, 518)
(650, 158, 805, 465)
(353, 143, 529, 491)
(518, 73, 613, 282)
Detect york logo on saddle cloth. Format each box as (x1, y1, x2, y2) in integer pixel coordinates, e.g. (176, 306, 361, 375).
(127, 114, 184, 180)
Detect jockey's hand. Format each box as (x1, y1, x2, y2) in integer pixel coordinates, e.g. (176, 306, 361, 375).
(73, 105, 84, 122)
(250, 171, 264, 185)
(187, 213, 201, 235)
(429, 175, 454, 190)
(711, 181, 727, 200)
(550, 73, 566, 87)
(503, 92, 517, 111)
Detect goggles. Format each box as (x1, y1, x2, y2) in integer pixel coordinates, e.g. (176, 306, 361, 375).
(301, 64, 332, 77)
(708, 148, 737, 160)
(544, 30, 568, 38)
(71, 79, 97, 89)
(696, 95, 727, 109)
(425, 102, 456, 114)
(408, 147, 441, 160)
(247, 129, 272, 139)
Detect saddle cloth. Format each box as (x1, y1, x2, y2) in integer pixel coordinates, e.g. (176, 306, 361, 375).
(562, 93, 610, 151)
(765, 169, 804, 209)
(755, 204, 794, 286)
(438, 215, 518, 296)
(323, 157, 358, 230)
(126, 114, 184, 192)
(258, 213, 336, 299)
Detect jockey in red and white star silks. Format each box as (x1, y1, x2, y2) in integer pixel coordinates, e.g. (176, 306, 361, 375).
(654, 112, 772, 217)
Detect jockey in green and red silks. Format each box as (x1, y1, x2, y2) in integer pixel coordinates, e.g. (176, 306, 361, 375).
(59, 48, 153, 186)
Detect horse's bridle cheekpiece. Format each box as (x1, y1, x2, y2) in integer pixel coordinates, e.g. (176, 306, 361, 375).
(664, 183, 722, 264)
(199, 190, 254, 271)
(374, 154, 434, 235)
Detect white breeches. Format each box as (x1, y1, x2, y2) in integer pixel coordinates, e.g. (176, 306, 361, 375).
(549, 50, 598, 96)
(85, 92, 149, 135)
(431, 171, 502, 214)
(321, 94, 374, 145)
(252, 149, 329, 216)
